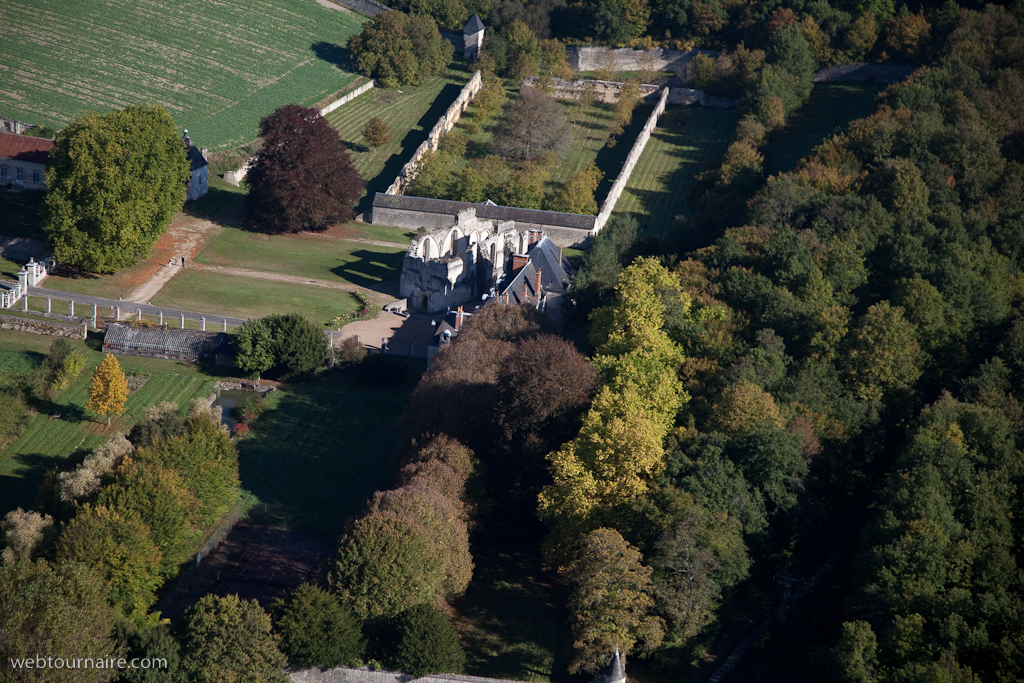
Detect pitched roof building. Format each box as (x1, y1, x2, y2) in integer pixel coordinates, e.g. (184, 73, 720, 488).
(0, 132, 53, 190)
(182, 129, 210, 201)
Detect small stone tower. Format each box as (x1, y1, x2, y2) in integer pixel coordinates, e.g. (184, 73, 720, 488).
(463, 13, 484, 60)
(593, 648, 626, 683)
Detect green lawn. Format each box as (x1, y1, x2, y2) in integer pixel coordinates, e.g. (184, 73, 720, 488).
(325, 65, 473, 205)
(192, 226, 406, 288)
(764, 82, 885, 176)
(614, 106, 738, 241)
(0, 0, 365, 150)
(151, 270, 369, 322)
(236, 371, 418, 534)
(0, 329, 218, 512)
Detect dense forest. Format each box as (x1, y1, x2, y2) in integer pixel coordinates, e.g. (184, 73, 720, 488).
(395, 3, 1024, 680)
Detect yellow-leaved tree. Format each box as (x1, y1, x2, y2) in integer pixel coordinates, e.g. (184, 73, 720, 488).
(87, 353, 128, 426)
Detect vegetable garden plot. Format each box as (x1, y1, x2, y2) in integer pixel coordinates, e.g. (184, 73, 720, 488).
(0, 0, 364, 150)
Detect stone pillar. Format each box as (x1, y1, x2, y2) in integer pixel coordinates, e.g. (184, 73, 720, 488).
(82, 322, 88, 339)
(21, 294, 28, 311)
(158, 311, 164, 326)
(201, 317, 206, 332)
(92, 304, 97, 329)
(46, 298, 51, 313)
(222, 319, 227, 332)
(137, 309, 142, 320)
(69, 300, 74, 317)
(114, 306, 120, 321)
(179, 313, 185, 329)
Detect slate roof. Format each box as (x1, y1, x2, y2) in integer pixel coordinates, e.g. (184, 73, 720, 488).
(0, 132, 53, 165)
(185, 143, 209, 172)
(102, 323, 220, 360)
(499, 237, 570, 325)
(464, 13, 484, 34)
(374, 193, 596, 230)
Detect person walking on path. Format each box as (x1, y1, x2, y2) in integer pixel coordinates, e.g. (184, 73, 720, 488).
(181, 256, 186, 268)
(167, 258, 174, 267)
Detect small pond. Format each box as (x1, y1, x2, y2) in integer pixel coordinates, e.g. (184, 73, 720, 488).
(214, 389, 260, 428)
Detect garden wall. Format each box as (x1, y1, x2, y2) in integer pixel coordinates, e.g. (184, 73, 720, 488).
(567, 47, 716, 73)
(593, 86, 669, 234)
(384, 70, 484, 195)
(0, 315, 86, 339)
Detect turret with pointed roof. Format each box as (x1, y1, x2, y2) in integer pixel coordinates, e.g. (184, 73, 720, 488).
(463, 13, 484, 59)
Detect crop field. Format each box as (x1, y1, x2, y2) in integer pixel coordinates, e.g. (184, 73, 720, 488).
(326, 67, 471, 203)
(613, 106, 737, 241)
(0, 329, 217, 512)
(764, 82, 885, 175)
(236, 373, 416, 535)
(0, 0, 364, 151)
(151, 269, 371, 322)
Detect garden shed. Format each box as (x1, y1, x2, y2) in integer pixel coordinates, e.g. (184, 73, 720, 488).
(102, 323, 225, 362)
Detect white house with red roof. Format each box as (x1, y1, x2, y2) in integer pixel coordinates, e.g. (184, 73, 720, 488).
(0, 132, 53, 190)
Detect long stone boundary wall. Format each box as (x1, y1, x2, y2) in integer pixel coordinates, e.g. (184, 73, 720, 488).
(385, 70, 483, 195)
(593, 86, 669, 234)
(813, 63, 917, 83)
(325, 0, 388, 16)
(224, 80, 377, 186)
(320, 79, 375, 116)
(567, 47, 715, 73)
(523, 77, 737, 108)
(0, 315, 86, 339)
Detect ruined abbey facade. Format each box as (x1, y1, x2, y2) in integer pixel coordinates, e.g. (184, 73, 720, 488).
(399, 207, 550, 313)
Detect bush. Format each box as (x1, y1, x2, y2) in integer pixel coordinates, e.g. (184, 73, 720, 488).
(335, 336, 368, 366)
(355, 353, 408, 386)
(51, 351, 86, 392)
(272, 584, 364, 668)
(0, 387, 28, 448)
(231, 422, 250, 439)
(382, 604, 465, 677)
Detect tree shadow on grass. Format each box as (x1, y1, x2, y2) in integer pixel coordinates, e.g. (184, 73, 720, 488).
(356, 82, 466, 214)
(331, 249, 405, 294)
(183, 184, 247, 228)
(310, 41, 349, 68)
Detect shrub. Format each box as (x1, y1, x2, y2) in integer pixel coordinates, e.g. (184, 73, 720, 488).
(382, 604, 465, 677)
(231, 423, 250, 439)
(51, 350, 86, 392)
(272, 584, 364, 668)
(1, 508, 55, 563)
(0, 387, 28, 447)
(336, 336, 368, 366)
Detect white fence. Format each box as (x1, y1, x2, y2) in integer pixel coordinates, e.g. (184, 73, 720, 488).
(0, 258, 49, 308)
(592, 86, 669, 234)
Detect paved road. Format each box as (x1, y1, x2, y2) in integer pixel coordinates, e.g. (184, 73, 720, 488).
(26, 286, 247, 328)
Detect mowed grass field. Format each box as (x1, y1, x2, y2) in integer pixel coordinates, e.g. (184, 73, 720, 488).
(236, 373, 417, 535)
(0, 0, 364, 150)
(614, 106, 737, 240)
(326, 67, 471, 203)
(764, 82, 886, 175)
(0, 329, 217, 512)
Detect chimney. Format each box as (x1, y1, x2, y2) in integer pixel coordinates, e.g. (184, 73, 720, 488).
(503, 291, 509, 305)
(455, 306, 463, 331)
(522, 277, 528, 299)
(535, 268, 542, 297)
(182, 129, 192, 147)
(201, 147, 208, 161)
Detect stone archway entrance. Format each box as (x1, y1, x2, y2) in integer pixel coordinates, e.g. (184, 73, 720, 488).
(421, 294, 429, 311)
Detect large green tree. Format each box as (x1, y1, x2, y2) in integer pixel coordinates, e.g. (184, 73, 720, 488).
(383, 604, 466, 677)
(271, 584, 364, 668)
(346, 12, 453, 88)
(178, 594, 286, 683)
(42, 105, 190, 273)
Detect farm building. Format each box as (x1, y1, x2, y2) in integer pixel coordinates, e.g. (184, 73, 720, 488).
(0, 132, 52, 190)
(102, 323, 226, 362)
(183, 130, 209, 201)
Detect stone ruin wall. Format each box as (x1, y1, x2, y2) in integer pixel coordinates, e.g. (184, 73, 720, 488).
(567, 47, 716, 73)
(593, 86, 669, 234)
(0, 315, 86, 339)
(385, 70, 483, 195)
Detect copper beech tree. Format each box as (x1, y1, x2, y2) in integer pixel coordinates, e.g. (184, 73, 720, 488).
(245, 105, 364, 234)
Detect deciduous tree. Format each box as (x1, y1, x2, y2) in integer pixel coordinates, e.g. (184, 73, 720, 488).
(346, 12, 453, 88)
(87, 354, 128, 426)
(245, 105, 363, 233)
(361, 117, 391, 155)
(492, 87, 572, 160)
(233, 318, 275, 380)
(564, 528, 663, 674)
(178, 594, 286, 683)
(383, 604, 466, 677)
(42, 105, 189, 273)
(549, 163, 603, 215)
(272, 584, 364, 668)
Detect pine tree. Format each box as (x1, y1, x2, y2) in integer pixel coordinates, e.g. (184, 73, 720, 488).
(87, 354, 128, 426)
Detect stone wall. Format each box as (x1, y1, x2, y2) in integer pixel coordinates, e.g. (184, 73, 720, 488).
(320, 80, 375, 116)
(522, 76, 660, 104)
(567, 47, 715, 73)
(325, 0, 388, 16)
(0, 315, 86, 339)
(385, 70, 483, 195)
(593, 86, 668, 234)
(813, 63, 917, 83)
